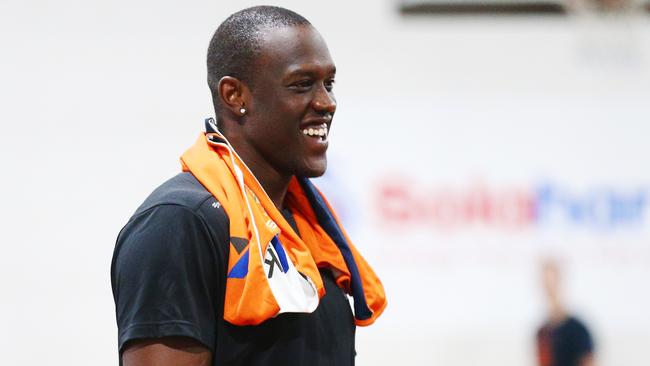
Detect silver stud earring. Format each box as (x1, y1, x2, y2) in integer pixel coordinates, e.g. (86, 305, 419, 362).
(239, 107, 246, 115)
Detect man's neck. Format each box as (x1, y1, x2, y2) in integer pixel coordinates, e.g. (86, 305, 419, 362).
(548, 301, 567, 325)
(226, 134, 291, 210)
(255, 170, 291, 210)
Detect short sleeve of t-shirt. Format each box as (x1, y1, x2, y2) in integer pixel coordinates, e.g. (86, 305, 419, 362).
(111, 204, 222, 353)
(572, 318, 594, 355)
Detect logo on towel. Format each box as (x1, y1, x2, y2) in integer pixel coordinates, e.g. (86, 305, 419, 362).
(265, 219, 278, 230)
(264, 236, 289, 279)
(265, 247, 283, 278)
(262, 235, 319, 313)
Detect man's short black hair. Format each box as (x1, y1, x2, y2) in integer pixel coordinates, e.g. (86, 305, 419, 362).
(207, 6, 311, 113)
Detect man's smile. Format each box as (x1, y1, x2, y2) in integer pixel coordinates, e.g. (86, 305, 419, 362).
(301, 123, 328, 141)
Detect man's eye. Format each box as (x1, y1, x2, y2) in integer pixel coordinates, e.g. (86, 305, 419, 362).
(291, 80, 313, 89)
(325, 79, 335, 91)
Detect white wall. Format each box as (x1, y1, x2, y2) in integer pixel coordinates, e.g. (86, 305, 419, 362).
(1, 0, 649, 365)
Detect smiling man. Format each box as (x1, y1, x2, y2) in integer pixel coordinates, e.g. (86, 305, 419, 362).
(111, 6, 386, 366)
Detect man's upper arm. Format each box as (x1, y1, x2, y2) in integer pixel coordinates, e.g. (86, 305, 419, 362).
(580, 353, 595, 366)
(122, 337, 212, 366)
(111, 204, 223, 357)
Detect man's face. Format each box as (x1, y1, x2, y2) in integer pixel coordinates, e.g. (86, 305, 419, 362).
(241, 25, 336, 178)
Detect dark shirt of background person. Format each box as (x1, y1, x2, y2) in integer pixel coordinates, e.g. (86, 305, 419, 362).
(536, 259, 595, 366)
(537, 316, 594, 366)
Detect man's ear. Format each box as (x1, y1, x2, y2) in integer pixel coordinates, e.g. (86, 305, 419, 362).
(218, 76, 250, 117)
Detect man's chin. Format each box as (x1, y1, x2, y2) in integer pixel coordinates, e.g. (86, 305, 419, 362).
(297, 159, 327, 178)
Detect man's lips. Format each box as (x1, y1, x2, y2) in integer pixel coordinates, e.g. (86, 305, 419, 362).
(301, 123, 328, 139)
(299, 117, 332, 140)
(299, 116, 332, 129)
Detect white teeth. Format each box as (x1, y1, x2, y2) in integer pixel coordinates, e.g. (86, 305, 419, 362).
(301, 126, 329, 138)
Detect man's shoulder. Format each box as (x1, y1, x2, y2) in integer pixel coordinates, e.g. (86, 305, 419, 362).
(136, 172, 210, 211)
(131, 172, 228, 228)
(564, 316, 591, 335)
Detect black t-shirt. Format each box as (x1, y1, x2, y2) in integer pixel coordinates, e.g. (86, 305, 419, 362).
(111, 172, 356, 366)
(536, 316, 594, 366)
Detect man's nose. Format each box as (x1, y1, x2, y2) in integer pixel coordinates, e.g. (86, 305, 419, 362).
(312, 85, 336, 114)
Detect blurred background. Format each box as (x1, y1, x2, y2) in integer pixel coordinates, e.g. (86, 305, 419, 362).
(1, 0, 649, 365)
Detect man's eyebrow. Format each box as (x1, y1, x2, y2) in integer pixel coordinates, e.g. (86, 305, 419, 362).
(285, 65, 337, 77)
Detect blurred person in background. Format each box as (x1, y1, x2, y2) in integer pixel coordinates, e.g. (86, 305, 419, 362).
(111, 6, 386, 366)
(536, 259, 595, 366)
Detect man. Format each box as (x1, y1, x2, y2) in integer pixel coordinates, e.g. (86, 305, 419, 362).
(111, 6, 386, 366)
(536, 259, 595, 366)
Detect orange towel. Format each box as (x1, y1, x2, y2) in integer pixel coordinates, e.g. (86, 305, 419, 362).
(179, 121, 386, 326)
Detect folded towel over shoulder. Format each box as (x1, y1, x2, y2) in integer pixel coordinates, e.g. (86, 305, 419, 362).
(179, 120, 386, 326)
